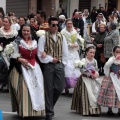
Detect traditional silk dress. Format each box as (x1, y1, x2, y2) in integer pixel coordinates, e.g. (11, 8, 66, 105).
(71, 58, 101, 115)
(98, 56, 120, 108)
(61, 28, 81, 89)
(9, 39, 45, 117)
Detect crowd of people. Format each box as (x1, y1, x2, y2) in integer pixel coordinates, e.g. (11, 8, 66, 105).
(0, 5, 120, 120)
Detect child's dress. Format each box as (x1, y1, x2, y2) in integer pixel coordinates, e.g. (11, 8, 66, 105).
(98, 56, 120, 108)
(71, 58, 101, 115)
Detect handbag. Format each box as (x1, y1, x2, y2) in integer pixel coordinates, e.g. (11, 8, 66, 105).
(100, 53, 106, 63)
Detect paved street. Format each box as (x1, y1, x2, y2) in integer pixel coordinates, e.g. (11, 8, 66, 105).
(0, 89, 120, 120)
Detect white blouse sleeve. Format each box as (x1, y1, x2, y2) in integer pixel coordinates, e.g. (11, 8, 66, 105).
(104, 56, 115, 77)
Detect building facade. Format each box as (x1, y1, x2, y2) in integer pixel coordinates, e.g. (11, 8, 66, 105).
(0, 0, 6, 14)
(0, 0, 120, 18)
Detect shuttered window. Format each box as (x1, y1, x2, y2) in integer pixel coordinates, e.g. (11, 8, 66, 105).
(79, 0, 91, 11)
(6, 0, 29, 17)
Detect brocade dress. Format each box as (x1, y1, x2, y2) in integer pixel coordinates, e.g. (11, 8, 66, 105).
(71, 58, 101, 115)
(9, 39, 45, 117)
(98, 56, 120, 108)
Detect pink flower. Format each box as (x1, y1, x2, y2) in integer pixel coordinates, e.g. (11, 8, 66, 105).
(116, 55, 120, 60)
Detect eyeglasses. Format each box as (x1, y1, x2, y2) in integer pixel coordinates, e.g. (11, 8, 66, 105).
(51, 24, 58, 27)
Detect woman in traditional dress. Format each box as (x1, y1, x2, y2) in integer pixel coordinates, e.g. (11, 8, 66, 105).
(71, 44, 101, 116)
(97, 45, 120, 115)
(9, 24, 45, 118)
(0, 16, 18, 90)
(61, 19, 82, 94)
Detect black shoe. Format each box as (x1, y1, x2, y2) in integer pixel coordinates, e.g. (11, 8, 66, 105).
(107, 111, 115, 115)
(5, 89, 9, 93)
(99, 71, 104, 76)
(65, 88, 69, 94)
(0, 84, 6, 91)
(118, 112, 120, 115)
(46, 115, 53, 120)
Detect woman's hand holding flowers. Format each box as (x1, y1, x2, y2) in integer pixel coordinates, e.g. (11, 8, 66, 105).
(71, 44, 78, 48)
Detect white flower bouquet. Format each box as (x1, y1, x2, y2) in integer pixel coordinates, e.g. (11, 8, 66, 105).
(74, 60, 97, 76)
(0, 43, 14, 69)
(1, 42, 21, 69)
(4, 43, 14, 56)
(74, 60, 85, 68)
(36, 30, 45, 37)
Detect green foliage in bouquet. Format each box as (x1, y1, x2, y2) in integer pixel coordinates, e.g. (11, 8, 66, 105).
(70, 34, 77, 44)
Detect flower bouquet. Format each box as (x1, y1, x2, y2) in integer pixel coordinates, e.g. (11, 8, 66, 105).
(4, 43, 14, 56)
(74, 60, 85, 68)
(85, 63, 96, 76)
(0, 43, 14, 69)
(70, 34, 77, 44)
(74, 60, 97, 77)
(1, 42, 21, 69)
(36, 30, 45, 37)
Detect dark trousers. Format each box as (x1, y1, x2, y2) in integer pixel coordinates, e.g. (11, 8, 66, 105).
(95, 53, 105, 73)
(43, 62, 65, 116)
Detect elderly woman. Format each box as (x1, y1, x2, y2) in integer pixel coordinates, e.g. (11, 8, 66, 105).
(61, 19, 82, 94)
(104, 22, 119, 61)
(93, 24, 107, 75)
(0, 16, 18, 90)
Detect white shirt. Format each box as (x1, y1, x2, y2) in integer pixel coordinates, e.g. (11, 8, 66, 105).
(37, 33, 68, 65)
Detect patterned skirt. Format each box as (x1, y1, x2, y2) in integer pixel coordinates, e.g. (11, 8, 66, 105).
(9, 68, 46, 117)
(71, 77, 101, 116)
(97, 76, 120, 108)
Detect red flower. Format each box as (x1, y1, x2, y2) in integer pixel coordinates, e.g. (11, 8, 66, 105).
(91, 70, 95, 74)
